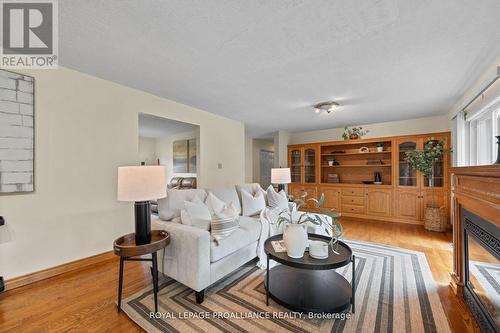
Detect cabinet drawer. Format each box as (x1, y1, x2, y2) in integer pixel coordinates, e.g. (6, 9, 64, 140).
(341, 187, 364, 197)
(342, 196, 364, 206)
(342, 204, 365, 214)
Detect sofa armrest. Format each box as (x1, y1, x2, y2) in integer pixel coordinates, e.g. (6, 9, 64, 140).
(153, 221, 211, 292)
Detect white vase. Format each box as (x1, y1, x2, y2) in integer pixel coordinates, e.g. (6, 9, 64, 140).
(283, 224, 308, 258)
(376, 147, 383, 152)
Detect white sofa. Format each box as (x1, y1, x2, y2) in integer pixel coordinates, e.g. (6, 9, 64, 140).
(151, 183, 272, 303)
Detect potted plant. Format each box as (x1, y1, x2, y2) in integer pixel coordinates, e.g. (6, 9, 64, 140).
(405, 137, 448, 232)
(276, 192, 343, 258)
(375, 142, 384, 152)
(342, 126, 369, 140)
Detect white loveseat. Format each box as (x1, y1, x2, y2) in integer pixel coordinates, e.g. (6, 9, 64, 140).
(151, 183, 273, 303)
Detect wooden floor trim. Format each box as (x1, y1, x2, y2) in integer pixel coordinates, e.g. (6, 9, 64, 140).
(5, 251, 116, 291)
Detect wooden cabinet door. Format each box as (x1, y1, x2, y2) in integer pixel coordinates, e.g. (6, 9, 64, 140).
(421, 134, 450, 190)
(320, 187, 341, 212)
(288, 148, 302, 184)
(288, 184, 303, 201)
(365, 189, 392, 217)
(394, 189, 422, 221)
(395, 138, 423, 189)
(288, 185, 317, 211)
(302, 185, 318, 210)
(303, 145, 318, 184)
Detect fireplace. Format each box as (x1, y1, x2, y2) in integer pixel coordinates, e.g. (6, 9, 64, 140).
(462, 208, 500, 332)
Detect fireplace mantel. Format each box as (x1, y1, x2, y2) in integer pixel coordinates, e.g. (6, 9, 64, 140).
(450, 165, 500, 293)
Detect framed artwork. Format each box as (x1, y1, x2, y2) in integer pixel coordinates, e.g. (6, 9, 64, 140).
(173, 140, 188, 173)
(173, 139, 196, 173)
(0, 69, 34, 193)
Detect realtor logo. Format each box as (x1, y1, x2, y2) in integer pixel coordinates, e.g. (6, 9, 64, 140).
(0, 0, 58, 68)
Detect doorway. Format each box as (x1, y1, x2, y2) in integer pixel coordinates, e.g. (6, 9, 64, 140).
(260, 150, 274, 189)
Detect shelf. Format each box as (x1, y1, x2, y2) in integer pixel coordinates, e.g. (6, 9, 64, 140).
(321, 164, 392, 168)
(321, 151, 391, 156)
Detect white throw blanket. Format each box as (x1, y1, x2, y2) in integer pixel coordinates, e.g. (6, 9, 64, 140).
(256, 207, 333, 269)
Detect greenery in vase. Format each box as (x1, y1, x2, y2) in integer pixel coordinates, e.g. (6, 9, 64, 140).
(376, 142, 384, 148)
(404, 137, 448, 208)
(276, 191, 343, 251)
(342, 126, 369, 140)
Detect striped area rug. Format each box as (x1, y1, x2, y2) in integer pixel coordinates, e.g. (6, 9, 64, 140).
(121, 240, 451, 333)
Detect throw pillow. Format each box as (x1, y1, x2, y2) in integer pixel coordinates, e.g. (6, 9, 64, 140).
(241, 189, 266, 216)
(211, 202, 239, 243)
(205, 192, 227, 215)
(266, 185, 289, 211)
(180, 196, 211, 230)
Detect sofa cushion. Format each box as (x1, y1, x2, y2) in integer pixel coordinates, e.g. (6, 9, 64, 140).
(266, 185, 289, 211)
(210, 203, 239, 244)
(158, 189, 207, 221)
(210, 216, 261, 262)
(207, 187, 241, 215)
(236, 183, 267, 205)
(180, 196, 211, 230)
(241, 189, 266, 217)
(205, 192, 227, 215)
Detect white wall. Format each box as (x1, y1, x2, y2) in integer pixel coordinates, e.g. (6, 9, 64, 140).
(138, 137, 157, 165)
(244, 136, 253, 182)
(273, 130, 291, 167)
(155, 130, 199, 182)
(289, 115, 451, 144)
(0, 67, 244, 279)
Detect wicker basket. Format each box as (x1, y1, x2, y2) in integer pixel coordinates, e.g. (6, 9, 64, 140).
(424, 207, 446, 232)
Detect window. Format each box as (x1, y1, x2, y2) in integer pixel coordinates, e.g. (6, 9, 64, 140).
(464, 99, 500, 165)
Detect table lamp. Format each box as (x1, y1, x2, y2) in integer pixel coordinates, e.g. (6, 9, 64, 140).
(117, 166, 166, 245)
(271, 167, 291, 192)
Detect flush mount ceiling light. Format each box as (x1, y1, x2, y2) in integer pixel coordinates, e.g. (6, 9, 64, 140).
(314, 101, 339, 114)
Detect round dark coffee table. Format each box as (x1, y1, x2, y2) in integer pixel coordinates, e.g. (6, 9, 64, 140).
(264, 233, 355, 313)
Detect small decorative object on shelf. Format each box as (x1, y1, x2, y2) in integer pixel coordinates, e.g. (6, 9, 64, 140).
(342, 126, 369, 140)
(405, 137, 449, 232)
(359, 146, 369, 153)
(331, 150, 346, 154)
(326, 156, 339, 166)
(327, 173, 340, 183)
(276, 191, 342, 258)
(367, 159, 383, 165)
(374, 172, 382, 185)
(376, 142, 384, 152)
(495, 135, 500, 164)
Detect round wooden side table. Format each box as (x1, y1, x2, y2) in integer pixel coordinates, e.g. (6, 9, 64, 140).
(113, 230, 170, 313)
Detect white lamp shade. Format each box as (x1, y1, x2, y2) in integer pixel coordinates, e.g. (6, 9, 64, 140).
(271, 168, 291, 184)
(117, 166, 167, 202)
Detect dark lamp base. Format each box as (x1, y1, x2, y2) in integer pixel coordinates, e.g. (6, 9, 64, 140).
(134, 201, 151, 245)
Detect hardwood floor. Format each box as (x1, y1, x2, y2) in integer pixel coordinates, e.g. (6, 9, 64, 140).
(0, 218, 479, 332)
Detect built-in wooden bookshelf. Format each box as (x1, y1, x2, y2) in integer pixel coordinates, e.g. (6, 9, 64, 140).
(319, 139, 392, 185)
(287, 132, 451, 225)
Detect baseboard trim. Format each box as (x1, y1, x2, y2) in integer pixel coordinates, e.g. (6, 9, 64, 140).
(5, 251, 116, 291)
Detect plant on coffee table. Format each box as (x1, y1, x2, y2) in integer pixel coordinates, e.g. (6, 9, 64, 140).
(276, 191, 343, 251)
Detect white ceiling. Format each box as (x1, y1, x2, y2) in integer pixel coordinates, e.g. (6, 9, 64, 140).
(60, 1, 500, 137)
(138, 113, 197, 138)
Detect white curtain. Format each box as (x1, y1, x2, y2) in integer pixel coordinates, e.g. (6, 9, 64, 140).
(451, 110, 467, 166)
